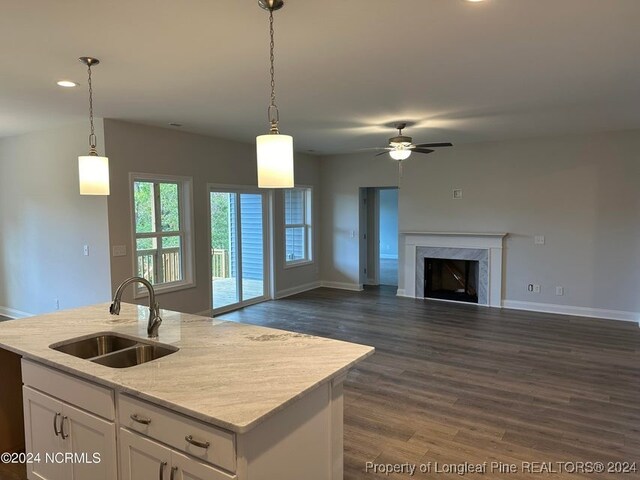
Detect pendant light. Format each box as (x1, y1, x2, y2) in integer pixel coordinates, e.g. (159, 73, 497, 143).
(256, 0, 294, 188)
(78, 57, 110, 195)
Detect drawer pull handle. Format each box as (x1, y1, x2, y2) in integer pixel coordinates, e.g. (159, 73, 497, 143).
(159, 461, 167, 480)
(170, 466, 178, 480)
(185, 435, 210, 449)
(130, 413, 152, 425)
(60, 416, 68, 439)
(53, 412, 61, 437)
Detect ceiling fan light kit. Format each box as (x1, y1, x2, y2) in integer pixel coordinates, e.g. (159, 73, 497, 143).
(255, 0, 295, 189)
(78, 56, 110, 196)
(374, 122, 453, 162)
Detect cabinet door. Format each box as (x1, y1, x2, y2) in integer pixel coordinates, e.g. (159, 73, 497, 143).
(171, 449, 236, 480)
(120, 428, 171, 480)
(64, 402, 117, 480)
(22, 386, 68, 480)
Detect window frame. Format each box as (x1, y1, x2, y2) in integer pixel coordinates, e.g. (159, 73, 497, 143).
(283, 186, 313, 269)
(129, 172, 196, 297)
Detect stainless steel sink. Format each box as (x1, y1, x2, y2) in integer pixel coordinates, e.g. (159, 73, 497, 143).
(92, 344, 178, 368)
(50, 333, 178, 368)
(51, 333, 138, 359)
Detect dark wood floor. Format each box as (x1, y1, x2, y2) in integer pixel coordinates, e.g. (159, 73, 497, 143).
(222, 287, 640, 480)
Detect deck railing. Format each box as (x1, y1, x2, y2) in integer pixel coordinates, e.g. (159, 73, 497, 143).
(137, 247, 229, 283)
(136, 247, 181, 284)
(212, 249, 230, 279)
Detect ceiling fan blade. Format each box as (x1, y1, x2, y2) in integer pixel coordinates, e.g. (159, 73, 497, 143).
(415, 142, 453, 148)
(412, 148, 435, 155)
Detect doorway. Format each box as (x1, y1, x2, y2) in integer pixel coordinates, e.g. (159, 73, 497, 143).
(209, 187, 269, 314)
(359, 187, 399, 287)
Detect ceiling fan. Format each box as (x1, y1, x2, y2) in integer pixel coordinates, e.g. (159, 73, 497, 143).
(374, 123, 453, 160)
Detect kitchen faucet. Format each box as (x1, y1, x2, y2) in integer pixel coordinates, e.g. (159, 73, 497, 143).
(109, 277, 162, 338)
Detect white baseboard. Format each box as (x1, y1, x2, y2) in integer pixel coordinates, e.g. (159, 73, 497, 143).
(0, 305, 33, 319)
(503, 300, 640, 325)
(275, 281, 322, 299)
(380, 254, 398, 260)
(320, 281, 364, 292)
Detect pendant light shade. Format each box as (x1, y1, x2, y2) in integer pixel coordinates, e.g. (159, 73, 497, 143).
(78, 57, 109, 196)
(79, 155, 110, 195)
(256, 0, 294, 189)
(257, 133, 294, 188)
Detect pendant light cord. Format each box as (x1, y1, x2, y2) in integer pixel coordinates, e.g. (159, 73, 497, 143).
(267, 8, 280, 133)
(87, 64, 97, 154)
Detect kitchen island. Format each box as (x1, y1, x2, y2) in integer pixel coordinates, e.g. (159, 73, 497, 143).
(0, 303, 374, 480)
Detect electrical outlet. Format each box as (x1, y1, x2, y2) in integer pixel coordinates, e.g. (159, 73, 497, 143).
(112, 245, 127, 257)
(534, 235, 545, 245)
(556, 286, 564, 296)
(83, 244, 89, 256)
(533, 284, 541, 293)
(54, 298, 60, 310)
(453, 189, 463, 199)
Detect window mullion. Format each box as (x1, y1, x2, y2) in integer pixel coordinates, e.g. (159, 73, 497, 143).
(153, 183, 163, 284)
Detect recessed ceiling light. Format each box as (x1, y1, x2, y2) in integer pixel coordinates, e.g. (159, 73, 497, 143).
(57, 80, 78, 88)
(466, 0, 485, 2)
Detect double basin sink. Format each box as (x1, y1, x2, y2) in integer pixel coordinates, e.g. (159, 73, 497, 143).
(50, 333, 178, 368)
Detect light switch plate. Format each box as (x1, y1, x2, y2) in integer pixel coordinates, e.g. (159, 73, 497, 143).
(112, 245, 127, 257)
(453, 189, 463, 199)
(534, 235, 545, 245)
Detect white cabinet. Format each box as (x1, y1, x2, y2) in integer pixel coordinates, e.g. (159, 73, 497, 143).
(65, 401, 117, 480)
(119, 428, 170, 480)
(173, 449, 229, 480)
(23, 386, 117, 480)
(118, 394, 235, 473)
(22, 387, 66, 480)
(21, 359, 346, 480)
(120, 429, 234, 480)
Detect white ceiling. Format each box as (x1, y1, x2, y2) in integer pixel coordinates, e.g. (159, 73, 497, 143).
(1, 0, 639, 154)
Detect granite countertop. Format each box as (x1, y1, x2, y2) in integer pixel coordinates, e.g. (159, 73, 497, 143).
(0, 303, 374, 433)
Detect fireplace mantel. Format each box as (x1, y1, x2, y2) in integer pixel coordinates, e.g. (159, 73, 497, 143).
(401, 231, 508, 238)
(399, 232, 507, 307)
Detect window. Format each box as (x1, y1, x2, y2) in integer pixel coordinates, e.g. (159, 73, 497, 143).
(132, 174, 194, 293)
(284, 187, 312, 266)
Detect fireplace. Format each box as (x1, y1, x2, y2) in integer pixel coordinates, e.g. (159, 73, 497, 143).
(401, 232, 506, 306)
(424, 258, 479, 303)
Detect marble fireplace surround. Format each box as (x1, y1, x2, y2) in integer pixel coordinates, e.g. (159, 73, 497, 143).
(400, 232, 507, 307)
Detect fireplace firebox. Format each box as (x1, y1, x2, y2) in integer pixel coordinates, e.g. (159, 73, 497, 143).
(424, 258, 479, 304)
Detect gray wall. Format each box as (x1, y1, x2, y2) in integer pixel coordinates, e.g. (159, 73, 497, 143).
(320, 130, 640, 317)
(104, 120, 320, 314)
(0, 121, 112, 316)
(319, 155, 398, 288)
(379, 188, 398, 259)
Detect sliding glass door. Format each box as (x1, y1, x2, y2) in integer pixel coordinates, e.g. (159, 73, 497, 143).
(210, 188, 268, 313)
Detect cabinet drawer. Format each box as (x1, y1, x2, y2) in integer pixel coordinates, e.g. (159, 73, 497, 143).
(22, 360, 115, 421)
(118, 394, 236, 473)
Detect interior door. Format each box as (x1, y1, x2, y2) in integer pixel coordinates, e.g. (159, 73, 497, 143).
(210, 188, 268, 313)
